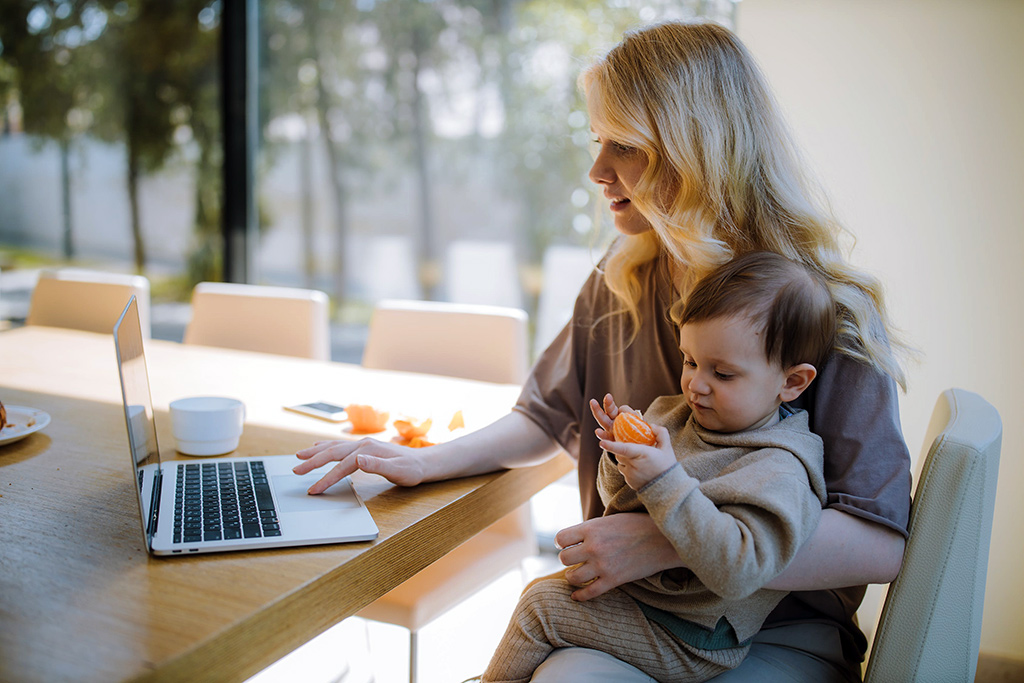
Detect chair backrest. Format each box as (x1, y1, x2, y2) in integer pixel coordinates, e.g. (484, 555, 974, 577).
(183, 282, 331, 361)
(864, 388, 1002, 683)
(27, 268, 152, 338)
(362, 299, 529, 385)
(533, 245, 595, 356)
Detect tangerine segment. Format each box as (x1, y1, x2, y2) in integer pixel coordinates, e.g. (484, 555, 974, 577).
(394, 417, 432, 440)
(347, 404, 390, 434)
(612, 412, 656, 446)
(448, 410, 465, 431)
(406, 436, 436, 448)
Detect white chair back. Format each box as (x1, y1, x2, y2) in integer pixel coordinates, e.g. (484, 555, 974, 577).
(533, 245, 595, 356)
(183, 282, 330, 361)
(362, 298, 529, 384)
(27, 268, 152, 337)
(864, 388, 1002, 682)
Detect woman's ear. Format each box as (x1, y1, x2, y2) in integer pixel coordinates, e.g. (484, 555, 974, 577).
(780, 363, 817, 402)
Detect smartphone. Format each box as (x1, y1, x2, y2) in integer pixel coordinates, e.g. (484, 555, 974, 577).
(284, 401, 348, 422)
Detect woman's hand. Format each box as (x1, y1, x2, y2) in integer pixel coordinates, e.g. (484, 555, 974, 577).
(554, 512, 684, 602)
(293, 438, 428, 493)
(293, 411, 564, 495)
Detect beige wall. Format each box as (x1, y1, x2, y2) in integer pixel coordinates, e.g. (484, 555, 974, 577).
(737, 0, 1024, 660)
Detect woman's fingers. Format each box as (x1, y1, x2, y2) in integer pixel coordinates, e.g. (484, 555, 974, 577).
(306, 461, 355, 495)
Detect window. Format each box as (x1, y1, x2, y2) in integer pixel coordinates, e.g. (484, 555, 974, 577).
(0, 0, 735, 357)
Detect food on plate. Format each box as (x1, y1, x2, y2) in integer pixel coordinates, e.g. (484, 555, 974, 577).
(346, 404, 390, 434)
(447, 410, 465, 431)
(0, 400, 6, 431)
(393, 417, 432, 440)
(612, 411, 657, 446)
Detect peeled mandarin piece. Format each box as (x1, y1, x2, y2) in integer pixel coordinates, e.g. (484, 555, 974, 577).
(394, 417, 432, 440)
(347, 404, 390, 433)
(407, 436, 435, 448)
(612, 412, 656, 445)
(448, 410, 465, 431)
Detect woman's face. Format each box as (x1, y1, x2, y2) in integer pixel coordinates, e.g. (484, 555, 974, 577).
(588, 123, 653, 236)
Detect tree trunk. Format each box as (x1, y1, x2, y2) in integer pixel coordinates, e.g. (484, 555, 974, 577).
(410, 26, 437, 300)
(59, 137, 74, 260)
(300, 114, 316, 289)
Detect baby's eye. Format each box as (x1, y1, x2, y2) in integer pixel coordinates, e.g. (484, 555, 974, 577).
(683, 359, 697, 368)
(714, 371, 734, 381)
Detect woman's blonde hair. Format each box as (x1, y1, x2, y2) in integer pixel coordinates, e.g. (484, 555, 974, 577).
(579, 21, 909, 388)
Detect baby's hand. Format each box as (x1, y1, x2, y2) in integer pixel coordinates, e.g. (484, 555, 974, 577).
(600, 423, 675, 491)
(590, 393, 640, 443)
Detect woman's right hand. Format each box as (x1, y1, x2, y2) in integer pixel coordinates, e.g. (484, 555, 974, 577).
(293, 438, 428, 493)
(294, 411, 564, 495)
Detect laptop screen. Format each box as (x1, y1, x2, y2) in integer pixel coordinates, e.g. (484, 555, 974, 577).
(113, 296, 162, 550)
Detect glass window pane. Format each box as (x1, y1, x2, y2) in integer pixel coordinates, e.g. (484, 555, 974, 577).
(0, 2, 222, 335)
(255, 0, 735, 360)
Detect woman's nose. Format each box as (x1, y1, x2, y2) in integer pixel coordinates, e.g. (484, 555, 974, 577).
(588, 149, 614, 186)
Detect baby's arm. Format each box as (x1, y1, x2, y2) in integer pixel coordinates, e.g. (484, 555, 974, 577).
(640, 450, 822, 600)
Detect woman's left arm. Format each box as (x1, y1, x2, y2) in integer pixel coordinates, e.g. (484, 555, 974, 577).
(764, 508, 904, 590)
(557, 507, 904, 601)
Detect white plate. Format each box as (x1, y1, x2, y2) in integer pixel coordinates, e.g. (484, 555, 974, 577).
(0, 406, 52, 447)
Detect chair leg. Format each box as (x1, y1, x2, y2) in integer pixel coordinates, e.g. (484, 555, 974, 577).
(409, 629, 419, 683)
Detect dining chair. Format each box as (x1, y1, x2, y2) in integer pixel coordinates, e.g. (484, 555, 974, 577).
(358, 298, 536, 683)
(183, 282, 331, 361)
(362, 298, 530, 385)
(444, 240, 523, 309)
(26, 268, 152, 337)
(533, 244, 595, 357)
(863, 387, 1002, 682)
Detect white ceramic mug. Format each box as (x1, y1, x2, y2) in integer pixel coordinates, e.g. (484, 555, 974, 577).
(169, 396, 246, 457)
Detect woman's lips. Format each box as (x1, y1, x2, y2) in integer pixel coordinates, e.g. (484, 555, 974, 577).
(610, 197, 631, 212)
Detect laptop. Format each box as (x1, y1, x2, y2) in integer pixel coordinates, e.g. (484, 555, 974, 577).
(113, 295, 378, 556)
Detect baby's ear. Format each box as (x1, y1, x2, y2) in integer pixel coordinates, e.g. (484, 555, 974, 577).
(780, 363, 817, 402)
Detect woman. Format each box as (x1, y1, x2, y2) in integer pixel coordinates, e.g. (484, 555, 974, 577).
(295, 21, 911, 682)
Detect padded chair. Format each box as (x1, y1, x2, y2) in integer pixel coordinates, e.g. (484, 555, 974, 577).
(358, 298, 536, 683)
(362, 298, 529, 385)
(864, 388, 1002, 682)
(183, 282, 330, 361)
(27, 268, 152, 337)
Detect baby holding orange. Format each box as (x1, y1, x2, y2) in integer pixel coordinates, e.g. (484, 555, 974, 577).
(482, 251, 837, 682)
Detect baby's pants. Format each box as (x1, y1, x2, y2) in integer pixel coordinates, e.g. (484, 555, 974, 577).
(482, 577, 746, 683)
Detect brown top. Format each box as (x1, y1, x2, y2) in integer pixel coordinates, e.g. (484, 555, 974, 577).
(514, 240, 912, 661)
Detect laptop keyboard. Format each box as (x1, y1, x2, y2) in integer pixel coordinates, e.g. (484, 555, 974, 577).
(173, 461, 281, 544)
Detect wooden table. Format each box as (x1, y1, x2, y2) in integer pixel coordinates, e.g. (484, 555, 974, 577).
(0, 326, 573, 683)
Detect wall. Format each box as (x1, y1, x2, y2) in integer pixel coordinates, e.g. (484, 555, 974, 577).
(737, 0, 1024, 660)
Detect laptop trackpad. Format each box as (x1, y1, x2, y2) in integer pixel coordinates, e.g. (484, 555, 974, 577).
(272, 474, 360, 513)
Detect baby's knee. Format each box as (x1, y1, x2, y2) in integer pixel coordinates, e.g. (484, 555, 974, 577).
(518, 577, 576, 616)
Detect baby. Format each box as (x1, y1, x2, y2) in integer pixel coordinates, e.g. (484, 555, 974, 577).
(483, 251, 836, 682)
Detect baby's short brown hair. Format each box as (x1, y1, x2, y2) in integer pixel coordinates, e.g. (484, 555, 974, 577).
(680, 251, 837, 370)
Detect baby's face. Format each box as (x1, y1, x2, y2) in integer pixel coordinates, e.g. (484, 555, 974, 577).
(678, 315, 789, 433)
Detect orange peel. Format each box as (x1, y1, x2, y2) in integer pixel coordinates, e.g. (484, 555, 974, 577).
(346, 404, 390, 434)
(394, 417, 432, 440)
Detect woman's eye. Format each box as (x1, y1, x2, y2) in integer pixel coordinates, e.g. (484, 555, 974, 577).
(612, 141, 635, 154)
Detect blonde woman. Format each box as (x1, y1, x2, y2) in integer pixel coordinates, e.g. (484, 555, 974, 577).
(296, 21, 910, 682)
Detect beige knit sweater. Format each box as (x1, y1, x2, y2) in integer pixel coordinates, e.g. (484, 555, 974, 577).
(600, 395, 828, 644)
